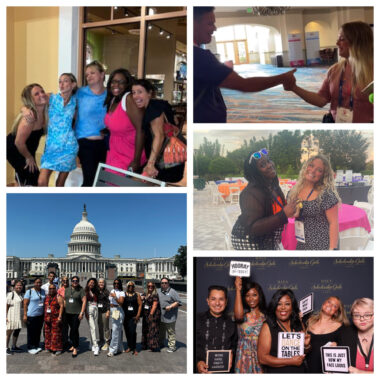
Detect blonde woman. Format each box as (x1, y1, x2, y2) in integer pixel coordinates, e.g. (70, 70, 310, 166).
(7, 84, 48, 186)
(288, 154, 340, 250)
(306, 296, 349, 373)
(288, 21, 373, 123)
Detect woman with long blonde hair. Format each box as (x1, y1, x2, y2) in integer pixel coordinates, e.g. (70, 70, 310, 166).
(305, 296, 349, 373)
(287, 21, 373, 123)
(288, 154, 340, 250)
(7, 83, 48, 185)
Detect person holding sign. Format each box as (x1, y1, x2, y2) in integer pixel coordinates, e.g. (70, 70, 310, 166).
(288, 155, 340, 250)
(305, 296, 349, 373)
(231, 149, 298, 250)
(287, 21, 373, 123)
(196, 285, 237, 373)
(234, 277, 266, 373)
(340, 298, 374, 373)
(257, 289, 310, 373)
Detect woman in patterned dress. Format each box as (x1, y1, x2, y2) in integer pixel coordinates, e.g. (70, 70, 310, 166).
(141, 281, 161, 351)
(288, 154, 340, 250)
(38, 73, 78, 186)
(6, 280, 24, 355)
(234, 276, 266, 373)
(44, 284, 64, 355)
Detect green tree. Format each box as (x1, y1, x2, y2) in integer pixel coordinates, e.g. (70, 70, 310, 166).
(209, 157, 237, 179)
(174, 245, 187, 278)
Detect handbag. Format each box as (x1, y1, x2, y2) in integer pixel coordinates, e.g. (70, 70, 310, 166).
(322, 112, 335, 123)
(157, 114, 187, 169)
(111, 308, 120, 320)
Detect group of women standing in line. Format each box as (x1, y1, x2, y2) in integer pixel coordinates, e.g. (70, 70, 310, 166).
(6, 276, 162, 357)
(232, 277, 373, 373)
(7, 60, 185, 187)
(232, 149, 340, 250)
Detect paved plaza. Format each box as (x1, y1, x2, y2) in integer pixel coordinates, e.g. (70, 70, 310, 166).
(7, 287, 187, 373)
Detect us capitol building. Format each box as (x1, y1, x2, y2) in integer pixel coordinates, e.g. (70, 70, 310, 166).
(7, 205, 180, 281)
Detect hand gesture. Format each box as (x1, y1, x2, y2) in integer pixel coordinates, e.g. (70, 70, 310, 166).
(282, 68, 297, 91)
(235, 276, 242, 291)
(21, 107, 36, 125)
(283, 198, 298, 218)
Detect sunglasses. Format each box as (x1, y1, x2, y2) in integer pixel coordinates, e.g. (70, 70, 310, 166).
(72, 280, 79, 283)
(249, 148, 268, 164)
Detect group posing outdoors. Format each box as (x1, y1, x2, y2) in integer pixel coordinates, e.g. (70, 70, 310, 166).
(6, 274, 182, 357)
(196, 280, 374, 374)
(7, 61, 186, 187)
(231, 149, 341, 250)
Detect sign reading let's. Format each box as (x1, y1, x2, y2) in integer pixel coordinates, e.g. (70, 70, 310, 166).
(277, 332, 305, 358)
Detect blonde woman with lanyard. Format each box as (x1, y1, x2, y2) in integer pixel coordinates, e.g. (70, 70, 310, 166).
(288, 154, 340, 250)
(23, 278, 46, 354)
(107, 278, 125, 357)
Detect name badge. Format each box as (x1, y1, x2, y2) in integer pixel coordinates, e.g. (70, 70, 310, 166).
(128, 306, 134, 311)
(144, 305, 150, 310)
(69, 298, 74, 303)
(98, 304, 103, 308)
(91, 302, 97, 307)
(38, 302, 44, 307)
(47, 308, 51, 313)
(295, 220, 306, 243)
(335, 107, 353, 123)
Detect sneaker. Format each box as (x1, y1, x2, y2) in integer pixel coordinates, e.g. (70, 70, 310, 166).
(55, 351, 62, 356)
(11, 346, 23, 352)
(167, 348, 176, 353)
(28, 348, 38, 355)
(94, 347, 99, 356)
(101, 343, 109, 351)
(107, 352, 114, 357)
(6, 348, 13, 355)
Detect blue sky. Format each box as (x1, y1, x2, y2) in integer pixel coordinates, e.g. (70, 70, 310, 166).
(7, 194, 186, 259)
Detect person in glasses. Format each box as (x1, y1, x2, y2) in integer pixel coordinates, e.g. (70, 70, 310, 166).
(104, 68, 146, 174)
(257, 289, 310, 373)
(157, 277, 182, 353)
(305, 296, 349, 373)
(64, 276, 86, 357)
(57, 276, 70, 350)
(23, 278, 46, 354)
(141, 281, 161, 352)
(287, 22, 373, 123)
(340, 298, 374, 373)
(287, 154, 340, 250)
(193, 7, 297, 123)
(231, 148, 298, 250)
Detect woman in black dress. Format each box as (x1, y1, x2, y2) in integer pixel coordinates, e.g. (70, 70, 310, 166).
(305, 296, 349, 373)
(141, 281, 161, 351)
(131, 79, 185, 183)
(122, 281, 142, 355)
(7, 83, 48, 186)
(231, 149, 298, 250)
(258, 289, 310, 373)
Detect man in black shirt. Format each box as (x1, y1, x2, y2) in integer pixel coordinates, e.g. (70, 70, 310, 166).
(195, 285, 237, 373)
(194, 7, 297, 123)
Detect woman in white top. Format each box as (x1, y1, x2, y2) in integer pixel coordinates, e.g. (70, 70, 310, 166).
(107, 278, 125, 357)
(6, 280, 24, 355)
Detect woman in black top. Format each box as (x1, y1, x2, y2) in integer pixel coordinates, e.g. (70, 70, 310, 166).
(231, 149, 298, 250)
(258, 289, 310, 373)
(7, 83, 48, 186)
(132, 79, 185, 183)
(122, 281, 142, 355)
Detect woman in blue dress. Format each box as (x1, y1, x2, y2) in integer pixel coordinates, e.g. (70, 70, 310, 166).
(38, 73, 78, 186)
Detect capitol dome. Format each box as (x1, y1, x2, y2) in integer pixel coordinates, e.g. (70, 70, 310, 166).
(67, 205, 101, 257)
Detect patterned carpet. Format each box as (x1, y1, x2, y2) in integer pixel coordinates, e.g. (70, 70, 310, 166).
(222, 64, 330, 123)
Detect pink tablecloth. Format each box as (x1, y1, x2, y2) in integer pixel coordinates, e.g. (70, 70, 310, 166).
(282, 204, 371, 250)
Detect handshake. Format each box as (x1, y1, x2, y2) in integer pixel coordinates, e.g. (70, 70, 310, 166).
(281, 68, 297, 91)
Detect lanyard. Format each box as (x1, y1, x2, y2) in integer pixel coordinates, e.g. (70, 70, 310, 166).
(338, 70, 354, 109)
(33, 289, 42, 300)
(357, 334, 374, 368)
(271, 190, 284, 210)
(277, 320, 293, 333)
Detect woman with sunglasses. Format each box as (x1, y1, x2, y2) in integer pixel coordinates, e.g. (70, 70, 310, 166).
(57, 276, 70, 350)
(23, 278, 46, 354)
(287, 154, 340, 250)
(141, 281, 161, 352)
(64, 276, 86, 357)
(231, 149, 298, 250)
(340, 298, 374, 373)
(85, 278, 100, 356)
(107, 278, 125, 357)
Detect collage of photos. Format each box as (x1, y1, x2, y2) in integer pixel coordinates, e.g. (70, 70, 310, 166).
(3, 1, 376, 378)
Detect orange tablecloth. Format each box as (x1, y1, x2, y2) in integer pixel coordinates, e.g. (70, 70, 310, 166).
(218, 182, 247, 198)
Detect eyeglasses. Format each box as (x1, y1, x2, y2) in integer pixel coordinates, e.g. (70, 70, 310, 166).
(249, 148, 268, 164)
(72, 280, 78, 283)
(352, 313, 373, 320)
